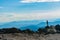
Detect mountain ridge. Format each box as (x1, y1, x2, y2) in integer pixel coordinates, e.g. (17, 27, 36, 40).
(0, 20, 60, 31)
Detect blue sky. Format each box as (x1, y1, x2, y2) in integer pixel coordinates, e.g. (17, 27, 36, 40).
(0, 0, 60, 23)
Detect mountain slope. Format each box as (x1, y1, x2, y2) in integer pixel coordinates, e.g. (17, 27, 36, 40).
(0, 20, 60, 31)
(0, 20, 40, 28)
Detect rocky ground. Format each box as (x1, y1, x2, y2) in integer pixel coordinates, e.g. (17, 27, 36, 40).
(0, 33, 60, 40)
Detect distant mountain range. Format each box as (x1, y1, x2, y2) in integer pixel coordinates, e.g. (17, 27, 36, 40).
(0, 20, 40, 28)
(0, 20, 60, 31)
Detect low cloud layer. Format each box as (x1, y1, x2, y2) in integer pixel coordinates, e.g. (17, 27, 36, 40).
(20, 0, 60, 3)
(0, 10, 60, 22)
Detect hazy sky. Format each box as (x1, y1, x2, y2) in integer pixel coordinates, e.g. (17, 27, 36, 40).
(0, 0, 60, 23)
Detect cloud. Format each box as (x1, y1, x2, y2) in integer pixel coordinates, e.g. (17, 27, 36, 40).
(0, 10, 60, 22)
(0, 7, 3, 9)
(20, 0, 60, 3)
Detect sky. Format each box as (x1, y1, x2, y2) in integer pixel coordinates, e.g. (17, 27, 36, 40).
(0, 0, 60, 23)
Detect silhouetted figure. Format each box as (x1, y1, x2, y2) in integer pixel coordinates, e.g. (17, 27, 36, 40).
(45, 20, 49, 28)
(44, 20, 51, 34)
(47, 20, 48, 26)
